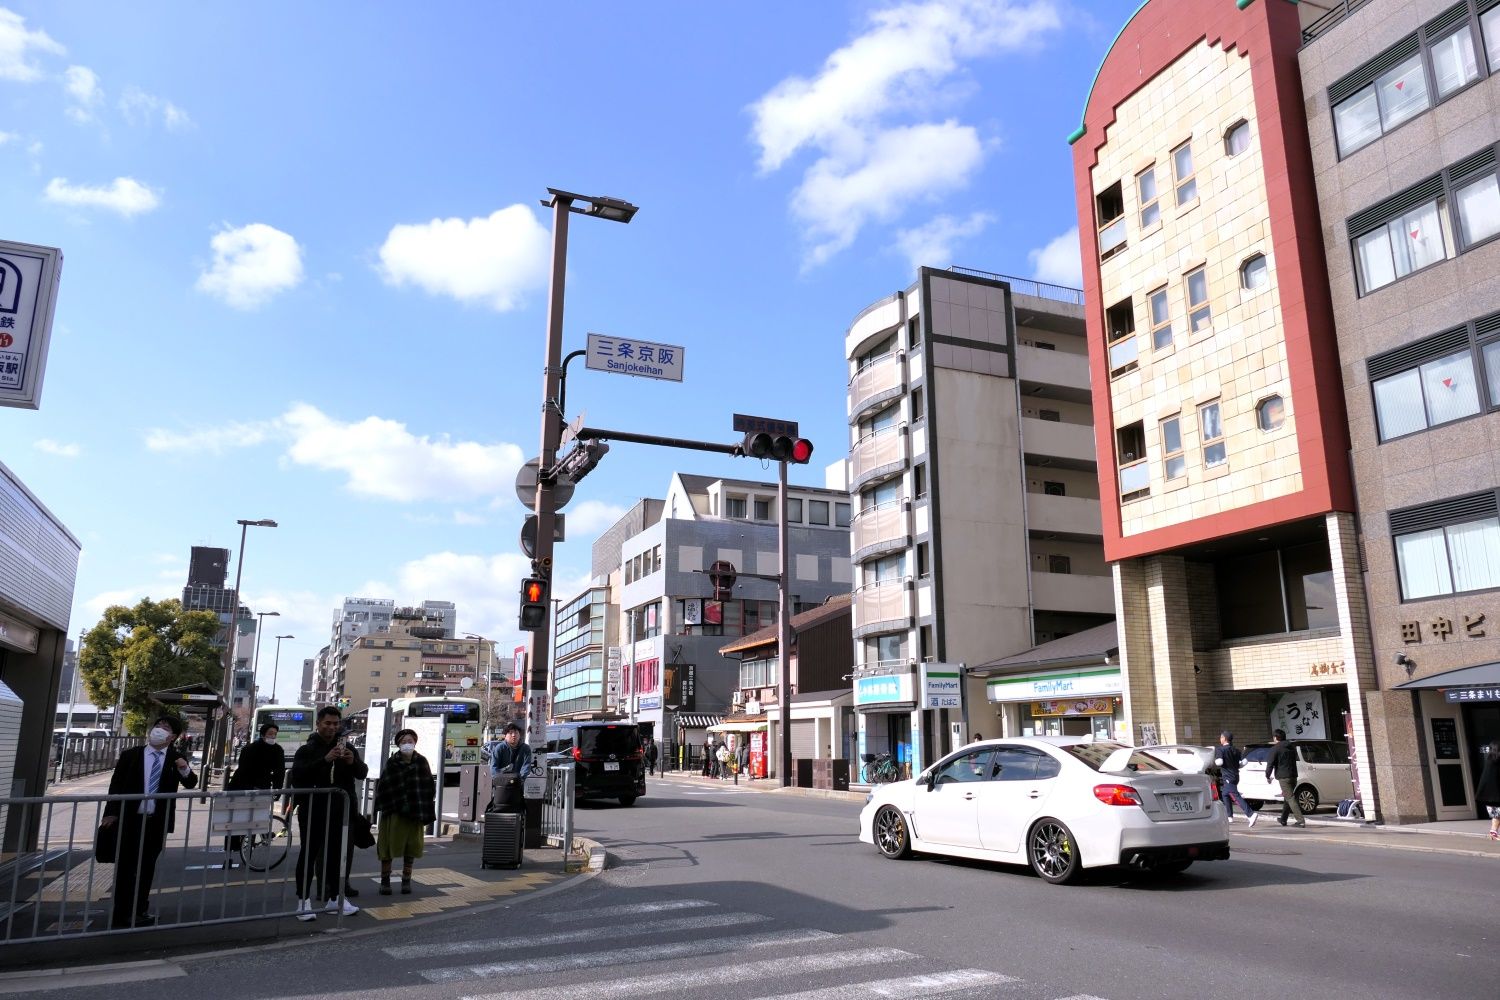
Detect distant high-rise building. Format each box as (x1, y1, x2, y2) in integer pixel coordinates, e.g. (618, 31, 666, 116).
(180, 545, 255, 711)
(187, 546, 228, 587)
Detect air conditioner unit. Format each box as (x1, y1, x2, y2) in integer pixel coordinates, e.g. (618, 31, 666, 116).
(731, 691, 743, 705)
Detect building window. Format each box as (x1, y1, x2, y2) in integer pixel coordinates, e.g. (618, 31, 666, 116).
(1137, 165, 1160, 229)
(911, 386, 925, 423)
(787, 498, 803, 522)
(1048, 554, 1072, 575)
(1172, 141, 1197, 205)
(835, 502, 851, 527)
(726, 496, 747, 519)
(1486, 4, 1500, 71)
(370, 670, 381, 677)
(397, 671, 407, 678)
(1372, 344, 1481, 440)
(1043, 480, 1066, 496)
(1353, 192, 1449, 294)
(1185, 266, 1212, 332)
(1224, 120, 1251, 157)
(1149, 287, 1172, 350)
(1240, 254, 1269, 291)
(1160, 415, 1185, 480)
(1039, 409, 1061, 422)
(1257, 395, 1286, 431)
(908, 315, 922, 348)
(1455, 173, 1500, 247)
(1117, 422, 1148, 501)
(1432, 21, 1480, 99)
(916, 542, 930, 578)
(754, 499, 771, 521)
(369, 686, 380, 693)
(914, 463, 927, 499)
(372, 655, 382, 662)
(624, 560, 633, 585)
(1199, 401, 1226, 467)
(1391, 492, 1500, 600)
(1106, 298, 1137, 376)
(1096, 181, 1126, 260)
(653, 544, 662, 572)
(809, 500, 830, 526)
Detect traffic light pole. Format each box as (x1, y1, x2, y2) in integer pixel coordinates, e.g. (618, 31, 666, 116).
(777, 459, 793, 789)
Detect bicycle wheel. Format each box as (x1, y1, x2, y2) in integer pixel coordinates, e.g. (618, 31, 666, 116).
(241, 813, 291, 872)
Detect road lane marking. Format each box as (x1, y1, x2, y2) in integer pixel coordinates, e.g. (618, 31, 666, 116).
(463, 948, 916, 1000)
(387, 910, 767, 959)
(420, 928, 836, 983)
(749, 969, 1016, 999)
(537, 898, 716, 922)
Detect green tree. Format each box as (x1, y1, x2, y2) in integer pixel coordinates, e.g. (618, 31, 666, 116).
(78, 598, 224, 735)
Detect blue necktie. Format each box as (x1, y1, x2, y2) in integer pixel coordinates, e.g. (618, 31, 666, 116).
(143, 750, 163, 815)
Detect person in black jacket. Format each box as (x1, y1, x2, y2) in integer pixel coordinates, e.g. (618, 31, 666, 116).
(1215, 732, 1259, 827)
(100, 714, 197, 928)
(225, 722, 287, 856)
(290, 706, 367, 920)
(1476, 743, 1500, 841)
(1264, 729, 1306, 827)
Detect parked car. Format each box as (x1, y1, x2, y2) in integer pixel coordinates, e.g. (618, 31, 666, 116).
(1236, 740, 1354, 814)
(858, 737, 1229, 884)
(1142, 744, 1216, 774)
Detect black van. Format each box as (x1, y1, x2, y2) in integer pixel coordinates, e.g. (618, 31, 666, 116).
(544, 721, 646, 806)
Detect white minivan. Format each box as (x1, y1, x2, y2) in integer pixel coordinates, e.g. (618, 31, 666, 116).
(1237, 740, 1354, 814)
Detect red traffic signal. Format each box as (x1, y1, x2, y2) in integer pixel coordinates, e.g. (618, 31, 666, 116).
(519, 577, 549, 631)
(741, 432, 814, 465)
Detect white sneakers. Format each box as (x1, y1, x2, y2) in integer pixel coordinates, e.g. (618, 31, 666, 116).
(296, 896, 358, 920)
(324, 897, 359, 916)
(1247, 812, 1260, 827)
(296, 898, 316, 922)
(1226, 815, 1235, 824)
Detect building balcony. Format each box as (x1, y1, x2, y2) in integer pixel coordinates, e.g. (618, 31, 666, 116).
(852, 500, 911, 562)
(1016, 345, 1090, 397)
(1021, 417, 1096, 467)
(1027, 492, 1102, 538)
(852, 578, 913, 638)
(1030, 571, 1115, 615)
(850, 425, 908, 489)
(848, 351, 905, 422)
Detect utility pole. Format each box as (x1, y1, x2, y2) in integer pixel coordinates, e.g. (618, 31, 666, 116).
(778, 458, 793, 788)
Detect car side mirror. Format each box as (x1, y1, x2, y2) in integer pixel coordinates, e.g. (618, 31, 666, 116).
(921, 773, 937, 790)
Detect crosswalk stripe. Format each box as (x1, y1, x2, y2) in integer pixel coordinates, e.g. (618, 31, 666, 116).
(463, 947, 916, 1000)
(749, 970, 1016, 999)
(386, 910, 766, 959)
(420, 928, 836, 983)
(538, 899, 715, 923)
(1052, 995, 1110, 999)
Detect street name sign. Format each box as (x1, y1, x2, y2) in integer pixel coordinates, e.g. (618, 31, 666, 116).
(0, 239, 63, 410)
(732, 413, 799, 437)
(586, 332, 685, 382)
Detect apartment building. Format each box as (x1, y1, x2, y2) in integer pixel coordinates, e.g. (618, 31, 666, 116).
(844, 267, 1112, 776)
(1071, 0, 1381, 812)
(329, 605, 481, 714)
(1300, 0, 1500, 821)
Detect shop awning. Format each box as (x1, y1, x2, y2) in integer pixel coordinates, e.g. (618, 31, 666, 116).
(1394, 662, 1500, 689)
(673, 713, 722, 729)
(708, 721, 768, 733)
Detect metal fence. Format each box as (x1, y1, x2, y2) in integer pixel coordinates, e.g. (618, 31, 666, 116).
(49, 736, 145, 783)
(537, 763, 574, 853)
(0, 787, 352, 945)
(1300, 0, 1371, 45)
(946, 266, 1086, 306)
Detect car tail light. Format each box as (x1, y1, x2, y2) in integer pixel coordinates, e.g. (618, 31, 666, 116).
(1210, 781, 1221, 801)
(571, 746, 583, 762)
(1093, 783, 1142, 806)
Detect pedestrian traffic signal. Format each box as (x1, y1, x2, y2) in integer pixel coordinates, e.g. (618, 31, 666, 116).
(519, 577, 550, 631)
(739, 432, 814, 464)
(554, 440, 610, 484)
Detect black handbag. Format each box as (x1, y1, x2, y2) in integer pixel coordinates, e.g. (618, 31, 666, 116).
(349, 811, 376, 850)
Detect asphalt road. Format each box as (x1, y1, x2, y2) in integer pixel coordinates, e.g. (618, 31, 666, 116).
(26, 777, 1500, 1000)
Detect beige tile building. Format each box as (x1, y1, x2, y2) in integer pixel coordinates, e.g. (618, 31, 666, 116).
(844, 267, 1112, 775)
(1300, 0, 1500, 821)
(1071, 0, 1381, 816)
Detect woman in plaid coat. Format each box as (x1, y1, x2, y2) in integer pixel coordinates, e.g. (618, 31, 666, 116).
(374, 728, 437, 895)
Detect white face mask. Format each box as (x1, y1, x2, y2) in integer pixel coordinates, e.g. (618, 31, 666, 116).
(399, 743, 416, 755)
(148, 727, 171, 747)
(263, 735, 277, 745)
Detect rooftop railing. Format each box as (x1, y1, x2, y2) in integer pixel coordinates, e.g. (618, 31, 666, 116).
(946, 267, 1085, 306)
(1301, 0, 1372, 46)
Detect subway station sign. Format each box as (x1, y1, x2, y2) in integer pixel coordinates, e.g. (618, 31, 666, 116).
(0, 239, 63, 410)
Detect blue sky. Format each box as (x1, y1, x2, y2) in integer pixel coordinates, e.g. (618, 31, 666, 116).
(2, 1, 1127, 701)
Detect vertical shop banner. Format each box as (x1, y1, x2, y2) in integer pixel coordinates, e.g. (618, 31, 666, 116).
(1270, 689, 1326, 740)
(0, 239, 63, 410)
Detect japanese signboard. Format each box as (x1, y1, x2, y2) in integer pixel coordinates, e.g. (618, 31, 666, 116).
(0, 239, 63, 410)
(1444, 686, 1500, 703)
(586, 332, 685, 382)
(1401, 612, 1486, 644)
(1270, 689, 1326, 740)
(920, 663, 963, 710)
(854, 672, 914, 708)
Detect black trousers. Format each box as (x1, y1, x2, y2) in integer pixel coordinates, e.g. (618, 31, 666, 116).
(111, 812, 165, 926)
(294, 799, 351, 901)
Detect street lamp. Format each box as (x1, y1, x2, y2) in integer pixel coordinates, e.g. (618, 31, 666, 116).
(462, 633, 495, 737)
(270, 634, 295, 705)
(250, 610, 280, 705)
(214, 517, 277, 773)
(526, 187, 636, 745)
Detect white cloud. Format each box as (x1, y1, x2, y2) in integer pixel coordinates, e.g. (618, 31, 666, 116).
(750, 0, 1059, 266)
(63, 64, 100, 121)
(377, 205, 551, 311)
(563, 499, 627, 537)
(0, 130, 14, 145)
(33, 438, 80, 457)
(1027, 226, 1082, 288)
(894, 210, 993, 270)
(393, 550, 538, 648)
(119, 86, 192, 130)
(145, 420, 276, 454)
(0, 9, 64, 82)
(196, 223, 304, 309)
(44, 176, 160, 216)
(452, 510, 487, 526)
(792, 121, 984, 269)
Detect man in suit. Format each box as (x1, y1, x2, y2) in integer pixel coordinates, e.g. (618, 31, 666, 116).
(100, 714, 197, 928)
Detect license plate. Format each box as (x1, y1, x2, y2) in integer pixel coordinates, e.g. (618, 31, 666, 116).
(1164, 793, 1195, 813)
(603, 762, 620, 771)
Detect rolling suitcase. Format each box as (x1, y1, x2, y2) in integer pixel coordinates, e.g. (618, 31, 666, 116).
(482, 810, 524, 870)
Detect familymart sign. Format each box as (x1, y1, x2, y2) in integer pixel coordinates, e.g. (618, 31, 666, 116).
(986, 667, 1122, 703)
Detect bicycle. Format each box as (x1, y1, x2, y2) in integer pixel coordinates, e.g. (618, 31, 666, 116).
(860, 752, 902, 784)
(240, 808, 294, 872)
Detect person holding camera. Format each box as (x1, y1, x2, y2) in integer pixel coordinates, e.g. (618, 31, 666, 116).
(290, 706, 367, 920)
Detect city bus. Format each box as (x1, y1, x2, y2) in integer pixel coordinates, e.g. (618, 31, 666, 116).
(390, 696, 483, 782)
(252, 705, 316, 747)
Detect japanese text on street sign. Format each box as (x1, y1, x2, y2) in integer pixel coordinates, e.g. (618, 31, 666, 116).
(0, 239, 63, 410)
(586, 333, 685, 382)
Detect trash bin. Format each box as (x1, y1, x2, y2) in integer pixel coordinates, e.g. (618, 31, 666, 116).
(795, 758, 814, 788)
(831, 759, 850, 791)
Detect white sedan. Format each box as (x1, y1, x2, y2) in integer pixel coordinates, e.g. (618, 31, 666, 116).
(858, 737, 1229, 884)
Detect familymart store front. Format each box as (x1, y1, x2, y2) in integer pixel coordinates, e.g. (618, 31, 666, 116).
(985, 667, 1123, 739)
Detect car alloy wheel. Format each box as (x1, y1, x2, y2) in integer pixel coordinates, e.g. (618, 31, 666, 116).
(1295, 785, 1319, 815)
(1028, 818, 1080, 884)
(874, 805, 911, 859)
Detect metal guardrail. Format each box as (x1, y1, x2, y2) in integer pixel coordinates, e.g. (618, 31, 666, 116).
(0, 787, 351, 944)
(1301, 0, 1371, 45)
(49, 736, 145, 783)
(537, 763, 574, 852)
(946, 266, 1085, 306)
